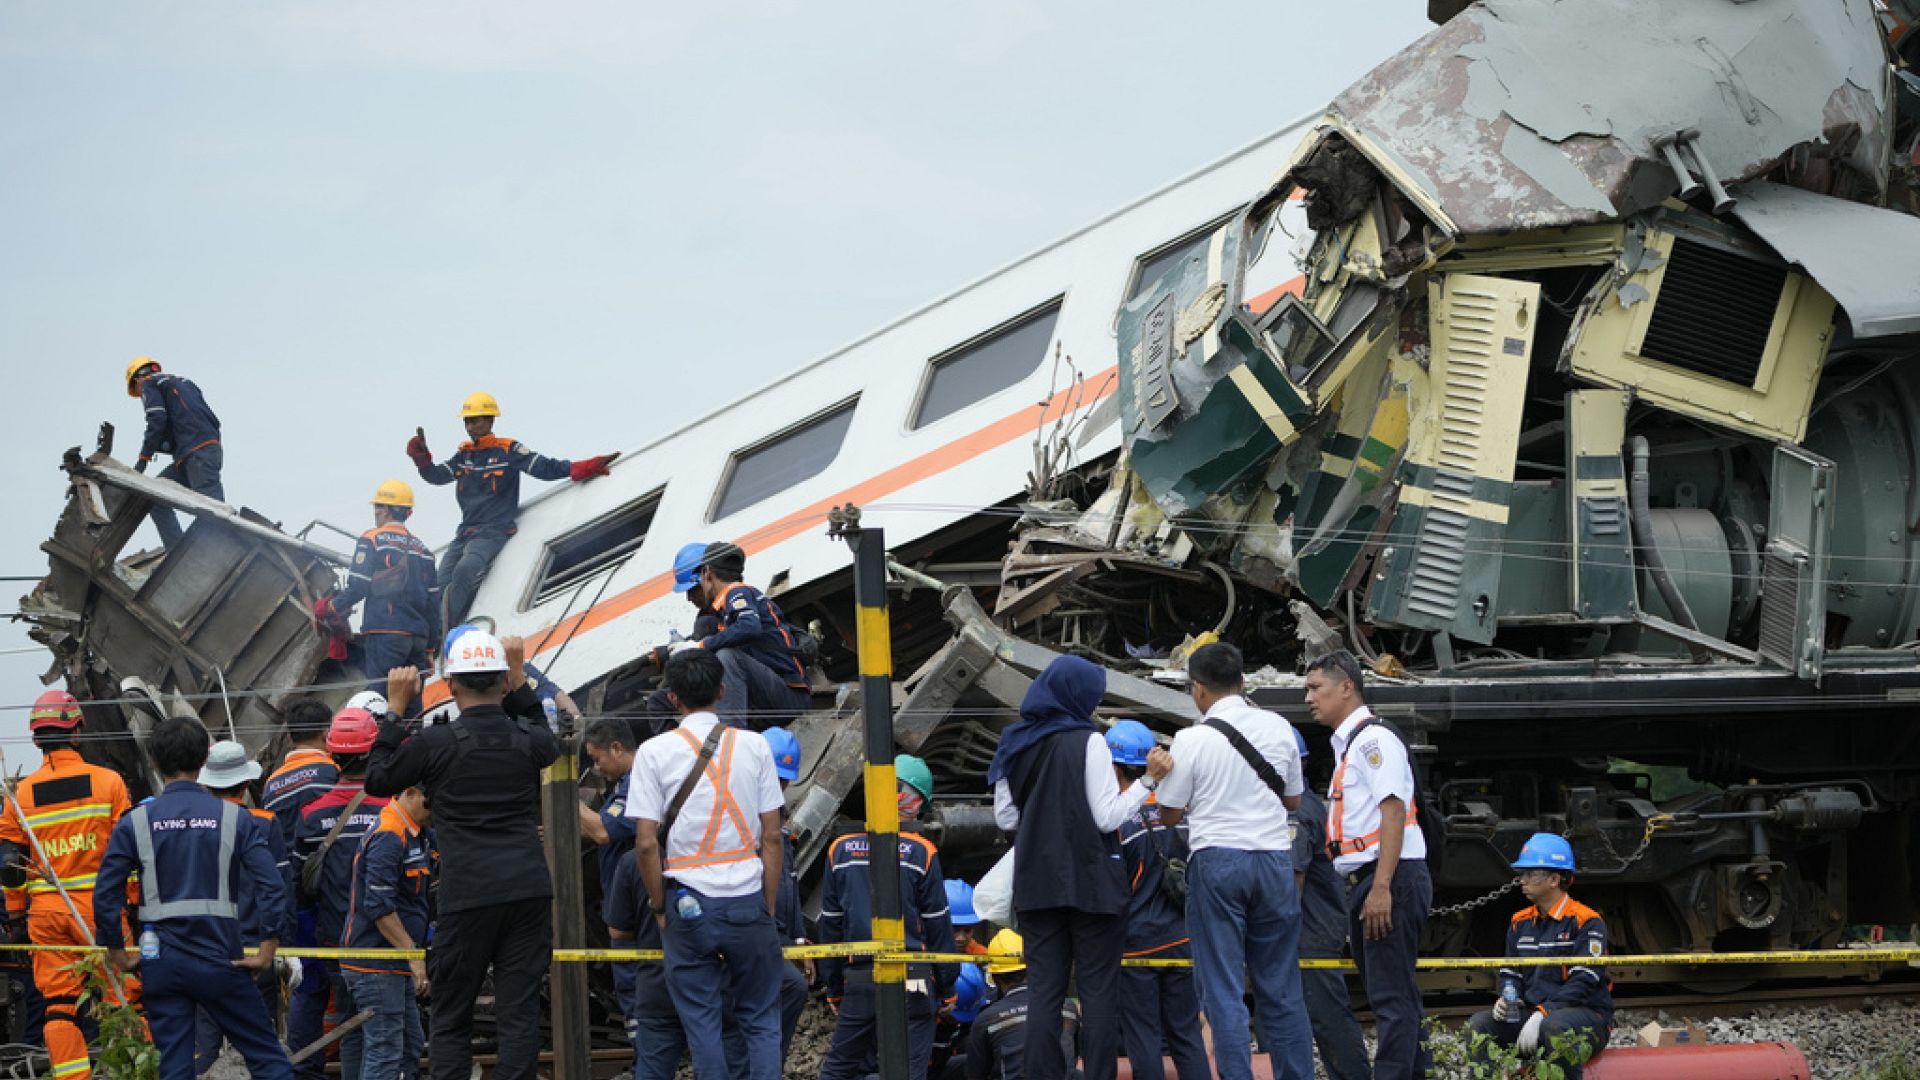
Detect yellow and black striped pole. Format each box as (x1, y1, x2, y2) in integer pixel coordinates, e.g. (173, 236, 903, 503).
(832, 505, 910, 1079)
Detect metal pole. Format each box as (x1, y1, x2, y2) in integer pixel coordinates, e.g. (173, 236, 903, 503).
(830, 506, 909, 1080)
(0, 749, 131, 1005)
(541, 738, 591, 1080)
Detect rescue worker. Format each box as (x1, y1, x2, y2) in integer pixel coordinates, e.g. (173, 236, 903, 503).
(1105, 719, 1210, 1080)
(195, 741, 291, 1074)
(95, 716, 293, 1080)
(760, 726, 812, 1060)
(314, 481, 441, 696)
(935, 961, 988, 1080)
(628, 648, 787, 1080)
(946, 879, 988, 956)
(638, 542, 725, 737)
(262, 696, 337, 1048)
(125, 357, 222, 546)
(964, 930, 1079, 1080)
(1466, 834, 1612, 1078)
(600, 853, 748, 1078)
(817, 753, 957, 1080)
(688, 541, 811, 730)
(365, 632, 560, 1080)
(289, 708, 390, 1080)
(341, 784, 436, 1080)
(406, 392, 618, 626)
(1304, 650, 1431, 1080)
(987, 656, 1147, 1080)
(0, 690, 135, 1080)
(579, 718, 643, 1047)
(1287, 730, 1370, 1080)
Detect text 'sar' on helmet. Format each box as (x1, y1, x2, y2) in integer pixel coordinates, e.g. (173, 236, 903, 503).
(895, 754, 934, 800)
(1103, 719, 1156, 767)
(29, 690, 84, 732)
(944, 879, 980, 926)
(761, 726, 801, 782)
(327, 707, 380, 755)
(1511, 832, 1577, 874)
(671, 542, 710, 594)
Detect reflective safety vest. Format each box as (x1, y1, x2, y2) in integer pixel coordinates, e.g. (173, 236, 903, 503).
(127, 801, 240, 921)
(0, 749, 130, 914)
(1327, 718, 1419, 859)
(663, 726, 758, 874)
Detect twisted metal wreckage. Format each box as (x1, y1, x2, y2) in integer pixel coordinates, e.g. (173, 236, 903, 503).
(20, 0, 1920, 989)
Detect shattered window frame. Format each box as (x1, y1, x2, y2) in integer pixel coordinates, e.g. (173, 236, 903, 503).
(523, 487, 666, 610)
(709, 396, 861, 522)
(909, 299, 1064, 431)
(1124, 212, 1237, 304)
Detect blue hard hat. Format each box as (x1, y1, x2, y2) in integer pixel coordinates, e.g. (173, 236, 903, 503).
(945, 879, 980, 926)
(952, 963, 988, 1022)
(1293, 724, 1309, 759)
(762, 726, 801, 782)
(1512, 832, 1577, 873)
(1105, 719, 1156, 767)
(672, 542, 710, 593)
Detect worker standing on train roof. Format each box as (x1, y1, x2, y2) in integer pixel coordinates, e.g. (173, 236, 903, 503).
(1466, 833, 1612, 1079)
(194, 741, 292, 1074)
(688, 541, 812, 731)
(1303, 649, 1431, 1080)
(406, 391, 619, 626)
(314, 481, 441, 701)
(0, 690, 137, 1080)
(96, 716, 294, 1080)
(816, 753, 957, 1080)
(124, 357, 223, 547)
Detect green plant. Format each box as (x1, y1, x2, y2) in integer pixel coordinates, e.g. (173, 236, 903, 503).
(1421, 1016, 1595, 1079)
(1846, 1043, 1920, 1080)
(72, 956, 157, 1080)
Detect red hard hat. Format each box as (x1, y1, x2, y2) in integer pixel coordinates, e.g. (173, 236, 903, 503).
(327, 707, 380, 754)
(29, 690, 83, 732)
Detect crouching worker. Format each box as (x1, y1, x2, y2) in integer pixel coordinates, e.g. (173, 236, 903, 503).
(96, 717, 294, 1080)
(1466, 833, 1612, 1078)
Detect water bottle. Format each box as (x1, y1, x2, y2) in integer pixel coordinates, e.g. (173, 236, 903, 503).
(542, 697, 560, 733)
(138, 926, 160, 962)
(674, 889, 703, 922)
(1501, 982, 1521, 1019)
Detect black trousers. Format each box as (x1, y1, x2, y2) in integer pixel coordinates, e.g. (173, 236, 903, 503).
(429, 896, 553, 1080)
(1020, 907, 1122, 1080)
(1347, 858, 1432, 1080)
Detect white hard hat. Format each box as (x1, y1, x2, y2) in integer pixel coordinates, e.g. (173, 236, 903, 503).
(443, 628, 510, 674)
(346, 690, 389, 715)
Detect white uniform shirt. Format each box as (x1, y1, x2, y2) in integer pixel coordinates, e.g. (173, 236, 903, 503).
(1328, 706, 1427, 874)
(627, 712, 785, 898)
(992, 730, 1150, 833)
(1154, 695, 1303, 853)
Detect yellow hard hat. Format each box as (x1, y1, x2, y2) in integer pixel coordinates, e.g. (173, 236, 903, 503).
(372, 479, 415, 509)
(461, 392, 501, 419)
(124, 356, 160, 397)
(986, 929, 1024, 975)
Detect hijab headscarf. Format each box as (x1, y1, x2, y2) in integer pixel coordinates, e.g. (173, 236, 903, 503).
(985, 655, 1107, 786)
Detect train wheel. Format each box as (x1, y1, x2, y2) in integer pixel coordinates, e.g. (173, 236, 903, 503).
(1624, 886, 1754, 994)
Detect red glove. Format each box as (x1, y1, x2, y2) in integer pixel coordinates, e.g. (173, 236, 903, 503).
(312, 595, 335, 623)
(569, 453, 618, 483)
(406, 432, 434, 470)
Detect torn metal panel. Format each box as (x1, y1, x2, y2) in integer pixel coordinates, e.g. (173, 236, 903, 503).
(1329, 0, 1891, 233)
(22, 443, 344, 760)
(1730, 181, 1920, 339)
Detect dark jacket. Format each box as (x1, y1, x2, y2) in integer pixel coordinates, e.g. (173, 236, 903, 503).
(1118, 798, 1189, 954)
(603, 854, 674, 1018)
(341, 802, 434, 975)
(1288, 791, 1350, 958)
(964, 985, 1079, 1080)
(416, 434, 570, 533)
(364, 688, 559, 914)
(289, 780, 389, 945)
(699, 582, 808, 687)
(138, 373, 221, 465)
(264, 749, 337, 853)
(594, 771, 638, 900)
(95, 780, 285, 968)
(334, 523, 441, 639)
(1500, 895, 1614, 1022)
(1008, 730, 1127, 916)
(817, 830, 957, 997)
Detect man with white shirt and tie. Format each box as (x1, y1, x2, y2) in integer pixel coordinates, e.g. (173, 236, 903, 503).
(1303, 649, 1431, 1080)
(1142, 642, 1314, 1080)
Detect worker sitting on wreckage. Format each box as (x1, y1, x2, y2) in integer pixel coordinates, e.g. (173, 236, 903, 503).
(677, 541, 814, 731)
(314, 480, 441, 704)
(406, 391, 619, 626)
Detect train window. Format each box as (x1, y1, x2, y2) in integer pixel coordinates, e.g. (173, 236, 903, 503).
(911, 300, 1062, 429)
(711, 398, 860, 521)
(525, 487, 665, 607)
(1127, 213, 1235, 302)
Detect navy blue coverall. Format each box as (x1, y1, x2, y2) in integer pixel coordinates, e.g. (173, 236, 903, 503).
(416, 434, 571, 624)
(333, 522, 441, 690)
(817, 830, 957, 1080)
(698, 582, 811, 730)
(136, 373, 223, 545)
(1116, 800, 1210, 1080)
(1468, 896, 1613, 1079)
(95, 780, 293, 1080)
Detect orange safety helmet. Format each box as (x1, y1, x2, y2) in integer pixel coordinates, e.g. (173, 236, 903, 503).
(124, 357, 161, 397)
(29, 690, 84, 731)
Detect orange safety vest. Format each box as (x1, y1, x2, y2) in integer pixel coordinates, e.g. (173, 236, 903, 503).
(1327, 719, 1419, 858)
(663, 726, 761, 873)
(0, 750, 132, 915)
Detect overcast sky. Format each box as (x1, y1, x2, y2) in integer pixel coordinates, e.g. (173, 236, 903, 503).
(0, 1, 1434, 762)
